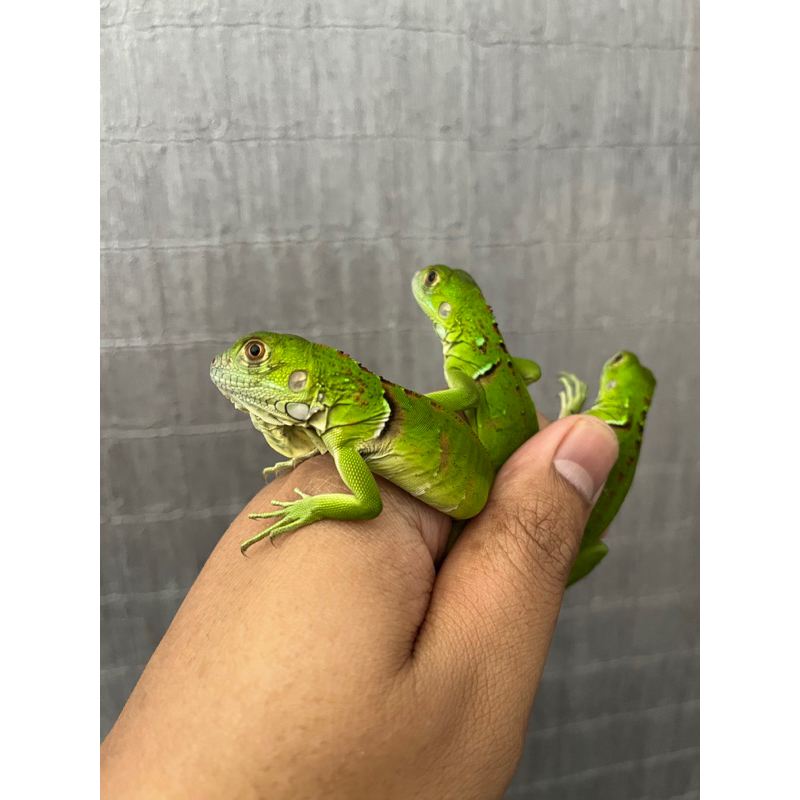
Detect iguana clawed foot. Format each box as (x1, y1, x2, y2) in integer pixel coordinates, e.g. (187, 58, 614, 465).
(262, 461, 293, 482)
(262, 452, 318, 483)
(557, 372, 588, 418)
(242, 488, 318, 553)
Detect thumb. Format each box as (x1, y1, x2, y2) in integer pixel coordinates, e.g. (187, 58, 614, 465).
(417, 414, 619, 709)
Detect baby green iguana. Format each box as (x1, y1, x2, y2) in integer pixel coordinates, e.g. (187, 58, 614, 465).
(411, 265, 542, 550)
(211, 332, 494, 553)
(411, 265, 542, 472)
(558, 351, 656, 586)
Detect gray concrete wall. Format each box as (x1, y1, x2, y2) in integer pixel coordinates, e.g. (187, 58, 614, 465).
(101, 2, 699, 797)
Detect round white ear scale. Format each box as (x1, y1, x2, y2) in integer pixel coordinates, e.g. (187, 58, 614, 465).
(289, 370, 308, 391)
(287, 402, 311, 421)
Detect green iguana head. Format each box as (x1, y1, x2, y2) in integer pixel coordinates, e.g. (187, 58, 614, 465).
(210, 332, 327, 426)
(411, 265, 484, 342)
(597, 350, 656, 402)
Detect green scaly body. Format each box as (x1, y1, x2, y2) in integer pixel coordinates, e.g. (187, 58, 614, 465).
(211, 332, 494, 553)
(559, 350, 656, 586)
(411, 265, 541, 472)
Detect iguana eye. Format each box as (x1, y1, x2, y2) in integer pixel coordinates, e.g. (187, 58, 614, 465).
(424, 269, 439, 287)
(610, 352, 625, 364)
(244, 339, 267, 362)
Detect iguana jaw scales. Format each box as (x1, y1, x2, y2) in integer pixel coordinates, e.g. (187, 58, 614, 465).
(211, 360, 328, 429)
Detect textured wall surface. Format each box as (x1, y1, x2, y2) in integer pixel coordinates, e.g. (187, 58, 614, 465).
(101, 1, 699, 797)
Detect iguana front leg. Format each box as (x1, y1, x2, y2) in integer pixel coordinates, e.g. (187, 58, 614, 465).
(262, 450, 320, 482)
(424, 366, 480, 413)
(512, 357, 541, 385)
(243, 446, 383, 553)
(557, 372, 588, 418)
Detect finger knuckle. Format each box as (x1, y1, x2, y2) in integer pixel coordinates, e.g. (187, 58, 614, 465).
(494, 484, 583, 587)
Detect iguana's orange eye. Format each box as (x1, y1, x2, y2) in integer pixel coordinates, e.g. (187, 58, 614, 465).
(425, 269, 439, 286)
(244, 339, 267, 362)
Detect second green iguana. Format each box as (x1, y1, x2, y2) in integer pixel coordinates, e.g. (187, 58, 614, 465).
(411, 265, 542, 472)
(411, 265, 545, 552)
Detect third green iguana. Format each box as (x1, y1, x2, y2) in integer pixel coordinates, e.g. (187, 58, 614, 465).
(558, 351, 656, 585)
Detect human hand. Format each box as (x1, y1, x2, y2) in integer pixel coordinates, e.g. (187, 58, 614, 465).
(100, 413, 618, 799)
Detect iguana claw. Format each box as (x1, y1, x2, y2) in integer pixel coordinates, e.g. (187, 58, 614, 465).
(557, 372, 588, 418)
(242, 489, 317, 552)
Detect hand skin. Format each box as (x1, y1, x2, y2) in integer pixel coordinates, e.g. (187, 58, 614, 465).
(100, 413, 618, 800)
